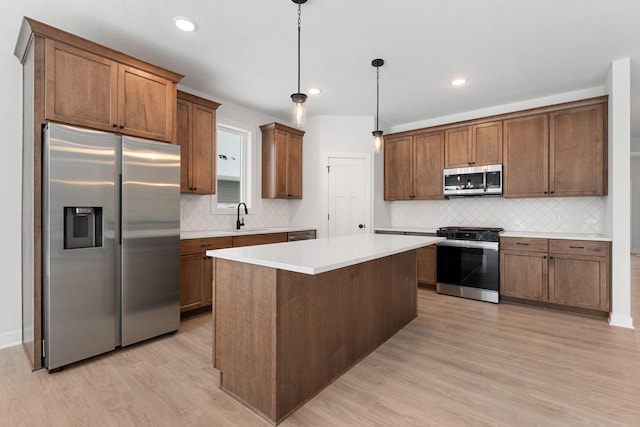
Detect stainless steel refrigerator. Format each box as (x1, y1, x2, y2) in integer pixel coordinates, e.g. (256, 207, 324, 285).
(42, 123, 180, 370)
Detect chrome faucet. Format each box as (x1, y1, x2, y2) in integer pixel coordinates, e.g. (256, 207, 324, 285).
(236, 202, 248, 230)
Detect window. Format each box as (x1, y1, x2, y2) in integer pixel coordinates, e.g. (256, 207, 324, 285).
(216, 125, 249, 208)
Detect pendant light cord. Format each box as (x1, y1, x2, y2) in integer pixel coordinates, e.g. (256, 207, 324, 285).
(297, 4, 302, 94)
(376, 65, 380, 131)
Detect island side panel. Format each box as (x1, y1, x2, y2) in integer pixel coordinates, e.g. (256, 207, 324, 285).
(275, 250, 418, 421)
(215, 259, 278, 420)
(388, 249, 419, 334)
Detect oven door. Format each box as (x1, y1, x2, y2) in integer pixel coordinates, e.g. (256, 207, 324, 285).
(436, 240, 499, 291)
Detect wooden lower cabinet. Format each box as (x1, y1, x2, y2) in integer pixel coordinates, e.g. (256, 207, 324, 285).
(180, 232, 289, 313)
(180, 237, 232, 313)
(500, 237, 610, 313)
(500, 251, 548, 301)
(417, 245, 437, 286)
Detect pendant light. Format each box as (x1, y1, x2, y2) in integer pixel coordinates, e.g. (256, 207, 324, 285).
(372, 58, 384, 153)
(291, 0, 308, 127)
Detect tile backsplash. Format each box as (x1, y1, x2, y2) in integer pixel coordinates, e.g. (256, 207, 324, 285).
(181, 194, 290, 232)
(389, 196, 604, 234)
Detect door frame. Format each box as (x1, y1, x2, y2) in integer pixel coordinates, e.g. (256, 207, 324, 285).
(320, 151, 373, 238)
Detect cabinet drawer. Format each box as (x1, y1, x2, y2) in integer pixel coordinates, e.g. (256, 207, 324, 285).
(500, 237, 548, 253)
(549, 239, 608, 256)
(232, 232, 288, 247)
(180, 237, 233, 255)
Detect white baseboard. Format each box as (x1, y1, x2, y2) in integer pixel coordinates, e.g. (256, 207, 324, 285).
(608, 313, 635, 329)
(0, 329, 21, 350)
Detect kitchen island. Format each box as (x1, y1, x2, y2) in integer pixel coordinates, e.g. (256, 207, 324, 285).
(206, 234, 443, 424)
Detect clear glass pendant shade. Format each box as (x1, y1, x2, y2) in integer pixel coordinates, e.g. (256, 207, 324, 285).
(373, 130, 384, 153)
(291, 93, 307, 127)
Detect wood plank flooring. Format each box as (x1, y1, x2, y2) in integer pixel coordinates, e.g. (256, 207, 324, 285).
(1, 257, 639, 426)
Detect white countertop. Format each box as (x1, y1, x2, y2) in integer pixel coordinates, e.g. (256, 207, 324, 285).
(501, 231, 612, 241)
(206, 234, 444, 275)
(181, 226, 316, 240)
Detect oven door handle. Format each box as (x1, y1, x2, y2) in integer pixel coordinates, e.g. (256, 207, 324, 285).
(437, 240, 499, 250)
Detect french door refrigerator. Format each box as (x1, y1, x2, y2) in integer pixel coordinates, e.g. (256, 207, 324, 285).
(42, 123, 180, 370)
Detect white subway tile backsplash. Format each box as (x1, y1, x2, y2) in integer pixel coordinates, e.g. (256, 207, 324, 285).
(180, 194, 290, 232)
(389, 197, 604, 234)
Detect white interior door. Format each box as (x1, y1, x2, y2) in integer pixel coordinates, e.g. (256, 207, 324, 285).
(328, 157, 367, 237)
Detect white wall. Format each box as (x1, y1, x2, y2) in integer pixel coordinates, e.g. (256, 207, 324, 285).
(289, 115, 375, 238)
(631, 155, 640, 253)
(604, 59, 633, 329)
(0, 20, 25, 349)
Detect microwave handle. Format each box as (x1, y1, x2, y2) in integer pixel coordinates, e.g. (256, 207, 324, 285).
(483, 169, 487, 193)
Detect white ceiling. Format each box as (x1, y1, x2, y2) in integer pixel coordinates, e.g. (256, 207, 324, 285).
(3, 0, 640, 136)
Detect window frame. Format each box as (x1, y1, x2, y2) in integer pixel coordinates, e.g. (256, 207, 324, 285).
(213, 123, 252, 212)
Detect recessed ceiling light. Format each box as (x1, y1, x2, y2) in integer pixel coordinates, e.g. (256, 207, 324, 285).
(308, 88, 321, 95)
(173, 16, 196, 32)
(451, 78, 466, 86)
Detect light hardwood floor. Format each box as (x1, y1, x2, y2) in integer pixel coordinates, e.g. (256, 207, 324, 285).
(2, 258, 639, 427)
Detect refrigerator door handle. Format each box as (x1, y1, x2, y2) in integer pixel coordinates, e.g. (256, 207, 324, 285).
(118, 173, 123, 246)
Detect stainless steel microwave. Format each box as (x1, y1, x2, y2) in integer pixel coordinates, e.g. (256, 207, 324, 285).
(443, 164, 502, 196)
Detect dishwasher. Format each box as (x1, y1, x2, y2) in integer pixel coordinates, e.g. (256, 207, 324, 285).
(287, 230, 316, 241)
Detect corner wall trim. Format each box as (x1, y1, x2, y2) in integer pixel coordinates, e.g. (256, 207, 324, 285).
(608, 313, 635, 329)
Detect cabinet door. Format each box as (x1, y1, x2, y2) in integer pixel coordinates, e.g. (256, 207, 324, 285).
(286, 133, 303, 198)
(549, 104, 606, 196)
(500, 250, 548, 301)
(176, 99, 192, 193)
(180, 254, 204, 312)
(413, 131, 444, 200)
(503, 114, 549, 198)
(118, 65, 175, 142)
(190, 103, 217, 194)
(417, 245, 437, 285)
(444, 127, 471, 168)
(384, 136, 413, 200)
(274, 129, 290, 198)
(202, 257, 214, 306)
(472, 121, 502, 166)
(548, 254, 609, 311)
(44, 40, 117, 131)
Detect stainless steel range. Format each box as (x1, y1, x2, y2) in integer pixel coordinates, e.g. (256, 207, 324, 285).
(436, 226, 503, 303)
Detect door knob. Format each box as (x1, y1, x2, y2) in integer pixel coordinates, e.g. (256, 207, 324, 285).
(358, 224, 365, 229)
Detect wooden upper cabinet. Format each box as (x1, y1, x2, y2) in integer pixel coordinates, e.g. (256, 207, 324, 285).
(118, 65, 175, 142)
(384, 136, 413, 200)
(44, 40, 117, 131)
(444, 121, 502, 168)
(413, 131, 444, 200)
(261, 123, 304, 199)
(503, 114, 549, 198)
(384, 132, 444, 201)
(34, 20, 182, 143)
(444, 127, 471, 168)
(550, 104, 606, 197)
(176, 99, 192, 193)
(177, 91, 220, 195)
(473, 121, 503, 165)
(504, 101, 607, 198)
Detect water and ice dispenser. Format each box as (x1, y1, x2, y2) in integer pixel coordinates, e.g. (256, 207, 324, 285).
(64, 207, 103, 249)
